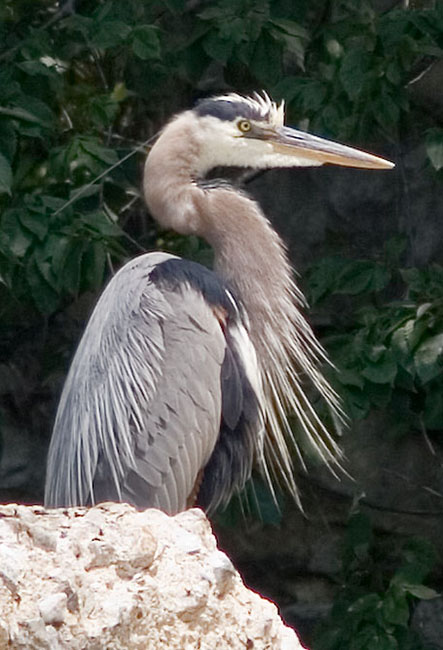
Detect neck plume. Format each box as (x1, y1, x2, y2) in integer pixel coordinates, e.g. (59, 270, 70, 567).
(199, 187, 343, 499)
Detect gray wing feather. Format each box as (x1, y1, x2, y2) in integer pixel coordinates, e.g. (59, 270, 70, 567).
(45, 252, 226, 514)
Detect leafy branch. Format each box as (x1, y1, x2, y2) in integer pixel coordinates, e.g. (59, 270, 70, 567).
(314, 512, 438, 650)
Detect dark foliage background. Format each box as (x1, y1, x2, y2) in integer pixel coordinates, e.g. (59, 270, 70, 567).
(1, 0, 443, 647)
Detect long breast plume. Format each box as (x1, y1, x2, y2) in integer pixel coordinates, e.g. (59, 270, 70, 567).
(199, 183, 344, 507)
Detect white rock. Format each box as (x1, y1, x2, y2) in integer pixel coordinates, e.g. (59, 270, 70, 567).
(0, 543, 25, 594)
(39, 592, 68, 626)
(0, 503, 306, 649)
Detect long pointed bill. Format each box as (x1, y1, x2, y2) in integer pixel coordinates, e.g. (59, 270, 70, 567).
(271, 126, 394, 170)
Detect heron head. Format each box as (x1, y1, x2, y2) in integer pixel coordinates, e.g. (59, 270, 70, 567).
(193, 92, 394, 175)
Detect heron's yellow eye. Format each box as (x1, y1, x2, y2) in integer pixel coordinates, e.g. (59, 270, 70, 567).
(237, 119, 251, 133)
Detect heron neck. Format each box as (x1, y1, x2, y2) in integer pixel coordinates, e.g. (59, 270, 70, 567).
(144, 113, 295, 358)
(198, 187, 295, 360)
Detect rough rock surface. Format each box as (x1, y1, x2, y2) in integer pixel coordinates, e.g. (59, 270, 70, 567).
(0, 502, 302, 649)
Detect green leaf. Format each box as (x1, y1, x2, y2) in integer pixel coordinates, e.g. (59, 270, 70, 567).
(9, 97, 54, 130)
(273, 31, 305, 69)
(0, 153, 12, 195)
(353, 627, 398, 650)
(269, 19, 307, 69)
(269, 19, 307, 39)
(340, 50, 370, 100)
(0, 119, 17, 161)
(26, 258, 59, 315)
(90, 95, 119, 128)
(336, 368, 364, 389)
(272, 76, 300, 103)
(416, 302, 432, 319)
(49, 234, 71, 282)
(219, 17, 245, 45)
(426, 128, 443, 171)
(424, 384, 443, 430)
(90, 20, 132, 49)
(347, 593, 381, 615)
(81, 211, 122, 238)
(385, 59, 402, 85)
(83, 242, 106, 291)
(111, 82, 129, 103)
(307, 256, 347, 303)
(340, 385, 371, 420)
(335, 261, 388, 295)
(396, 538, 437, 584)
(162, 0, 185, 11)
(366, 344, 386, 363)
(61, 14, 93, 38)
(42, 195, 69, 213)
(374, 86, 401, 130)
(202, 31, 234, 64)
(61, 239, 86, 295)
(131, 25, 161, 60)
(178, 37, 210, 83)
(390, 320, 414, 363)
(407, 315, 433, 352)
(17, 211, 48, 242)
(17, 60, 60, 80)
(400, 267, 422, 293)
(370, 265, 391, 292)
(382, 587, 409, 626)
(251, 31, 282, 85)
(1, 209, 33, 257)
(33, 244, 58, 291)
(80, 138, 119, 166)
(414, 333, 443, 383)
(298, 79, 328, 112)
(361, 353, 397, 385)
(197, 7, 226, 21)
(403, 584, 439, 600)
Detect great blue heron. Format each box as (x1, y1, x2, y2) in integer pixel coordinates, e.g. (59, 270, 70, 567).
(45, 93, 393, 515)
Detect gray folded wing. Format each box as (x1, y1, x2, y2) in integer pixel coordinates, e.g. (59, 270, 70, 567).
(45, 252, 229, 513)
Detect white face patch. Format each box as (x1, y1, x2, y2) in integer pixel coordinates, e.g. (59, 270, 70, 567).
(195, 115, 322, 176)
